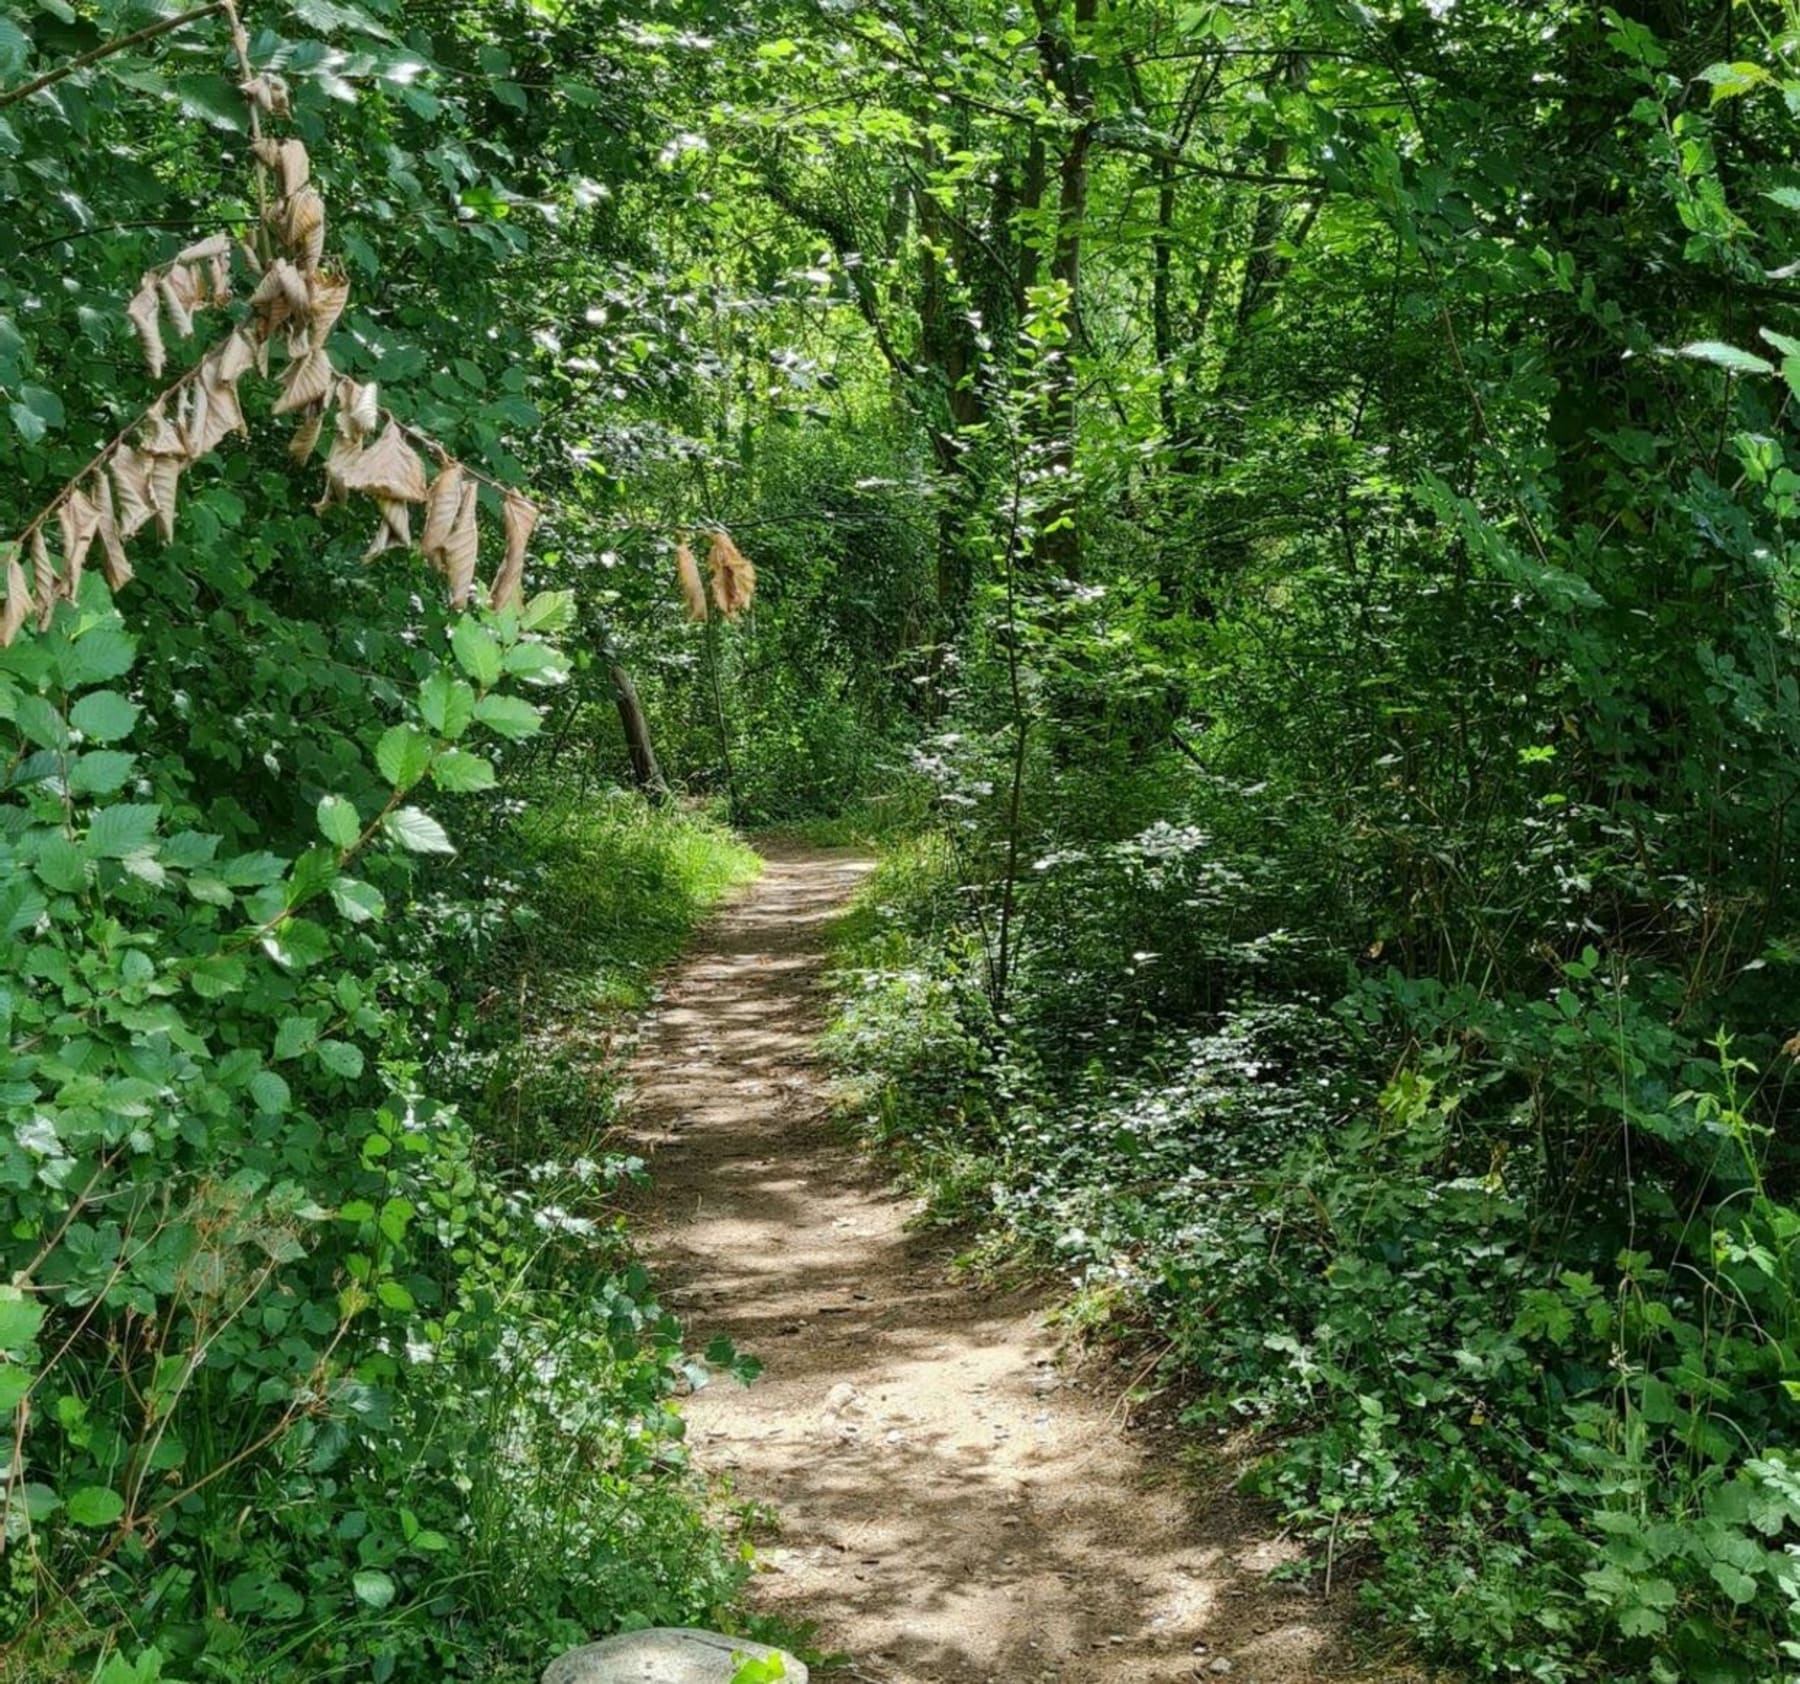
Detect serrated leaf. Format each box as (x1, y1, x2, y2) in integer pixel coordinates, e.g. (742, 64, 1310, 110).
(85, 804, 159, 860)
(68, 751, 135, 796)
(431, 749, 495, 792)
(317, 794, 361, 848)
(384, 806, 454, 854)
(70, 691, 139, 744)
(419, 669, 475, 738)
(316, 1039, 365, 1079)
(328, 876, 385, 922)
(249, 1070, 291, 1115)
(472, 694, 540, 741)
(0, 1294, 45, 1356)
(450, 619, 502, 688)
(1673, 340, 1774, 375)
(376, 724, 433, 791)
(189, 953, 246, 999)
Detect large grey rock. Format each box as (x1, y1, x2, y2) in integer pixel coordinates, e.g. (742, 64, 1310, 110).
(543, 1628, 809, 1684)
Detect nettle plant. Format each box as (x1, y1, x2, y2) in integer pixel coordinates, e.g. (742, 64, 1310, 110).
(0, 5, 577, 1666)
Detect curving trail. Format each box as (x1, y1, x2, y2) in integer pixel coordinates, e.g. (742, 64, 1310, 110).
(628, 844, 1371, 1684)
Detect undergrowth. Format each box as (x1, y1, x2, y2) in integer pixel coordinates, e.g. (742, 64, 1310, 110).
(829, 819, 1800, 1684)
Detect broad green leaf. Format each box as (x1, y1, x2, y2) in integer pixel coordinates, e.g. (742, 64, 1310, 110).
(419, 669, 475, 737)
(384, 806, 455, 854)
(0, 1294, 45, 1355)
(329, 876, 386, 922)
(316, 1039, 365, 1079)
(69, 691, 140, 744)
(431, 749, 495, 792)
(68, 751, 136, 796)
(1673, 340, 1774, 375)
(450, 619, 502, 688)
(66, 1487, 126, 1527)
(352, 1568, 397, 1609)
(317, 794, 361, 848)
(472, 694, 540, 741)
(376, 725, 433, 791)
(85, 804, 160, 860)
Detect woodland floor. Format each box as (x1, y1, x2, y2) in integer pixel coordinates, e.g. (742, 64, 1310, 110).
(628, 845, 1390, 1684)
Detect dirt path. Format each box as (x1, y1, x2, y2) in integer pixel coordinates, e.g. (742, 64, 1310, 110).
(628, 845, 1362, 1684)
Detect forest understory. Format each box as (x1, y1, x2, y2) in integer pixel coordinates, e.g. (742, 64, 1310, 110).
(5, 1, 1800, 1682)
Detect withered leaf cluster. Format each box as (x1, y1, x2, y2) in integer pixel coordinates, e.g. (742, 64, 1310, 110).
(2, 76, 545, 646)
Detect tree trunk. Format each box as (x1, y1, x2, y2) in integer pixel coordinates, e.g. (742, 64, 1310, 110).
(608, 654, 669, 801)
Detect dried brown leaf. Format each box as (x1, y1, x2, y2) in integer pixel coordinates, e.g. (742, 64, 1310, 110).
(707, 530, 756, 619)
(177, 233, 232, 265)
(489, 493, 538, 612)
(57, 489, 99, 600)
(149, 455, 181, 542)
(421, 462, 464, 567)
(274, 346, 334, 417)
(290, 408, 325, 463)
(111, 447, 156, 539)
(91, 472, 133, 591)
(308, 272, 349, 347)
(445, 483, 479, 609)
(29, 527, 54, 629)
(284, 187, 326, 272)
(339, 422, 427, 503)
(675, 539, 706, 622)
(214, 326, 258, 384)
(0, 549, 28, 648)
(157, 269, 196, 339)
(363, 499, 412, 560)
(127, 281, 165, 378)
(240, 74, 291, 118)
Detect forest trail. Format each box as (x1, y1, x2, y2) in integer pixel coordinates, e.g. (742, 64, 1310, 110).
(629, 845, 1365, 1684)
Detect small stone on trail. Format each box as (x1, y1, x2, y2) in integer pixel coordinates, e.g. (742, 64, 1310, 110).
(542, 1628, 808, 1684)
(1207, 1660, 1234, 1675)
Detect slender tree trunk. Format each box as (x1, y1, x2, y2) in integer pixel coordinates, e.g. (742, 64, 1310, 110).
(608, 655, 669, 801)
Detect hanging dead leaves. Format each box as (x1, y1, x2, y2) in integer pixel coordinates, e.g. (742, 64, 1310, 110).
(672, 530, 757, 623)
(1, 62, 542, 647)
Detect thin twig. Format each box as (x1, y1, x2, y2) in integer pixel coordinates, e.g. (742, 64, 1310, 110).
(0, 3, 229, 111)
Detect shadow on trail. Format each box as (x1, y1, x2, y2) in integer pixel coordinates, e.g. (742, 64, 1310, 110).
(629, 846, 1363, 1684)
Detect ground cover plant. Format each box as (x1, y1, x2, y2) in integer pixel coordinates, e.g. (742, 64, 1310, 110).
(12, 0, 1800, 1681)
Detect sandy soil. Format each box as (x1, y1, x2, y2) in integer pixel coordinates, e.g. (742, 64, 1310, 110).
(627, 845, 1382, 1684)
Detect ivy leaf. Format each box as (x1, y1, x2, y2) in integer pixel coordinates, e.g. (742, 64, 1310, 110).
(384, 806, 454, 854)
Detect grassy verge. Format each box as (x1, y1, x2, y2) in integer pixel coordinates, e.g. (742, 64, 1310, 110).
(380, 791, 762, 1678)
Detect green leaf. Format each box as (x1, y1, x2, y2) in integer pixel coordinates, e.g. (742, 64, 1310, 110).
(60, 628, 135, 688)
(68, 751, 136, 796)
(0, 1294, 45, 1356)
(450, 620, 502, 688)
(189, 953, 247, 1000)
(329, 876, 386, 923)
(85, 804, 160, 860)
(249, 1070, 291, 1115)
(351, 1568, 397, 1609)
(14, 696, 67, 750)
(1672, 340, 1774, 375)
(376, 725, 433, 791)
(69, 691, 140, 744)
(66, 1487, 126, 1528)
(431, 749, 495, 792)
(472, 694, 540, 741)
(376, 1279, 414, 1311)
(316, 1039, 365, 1079)
(317, 794, 361, 848)
(419, 669, 476, 738)
(384, 806, 454, 854)
(275, 1017, 318, 1061)
(34, 835, 85, 893)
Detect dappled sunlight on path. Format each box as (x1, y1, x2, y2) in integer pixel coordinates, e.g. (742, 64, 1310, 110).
(629, 845, 1366, 1684)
